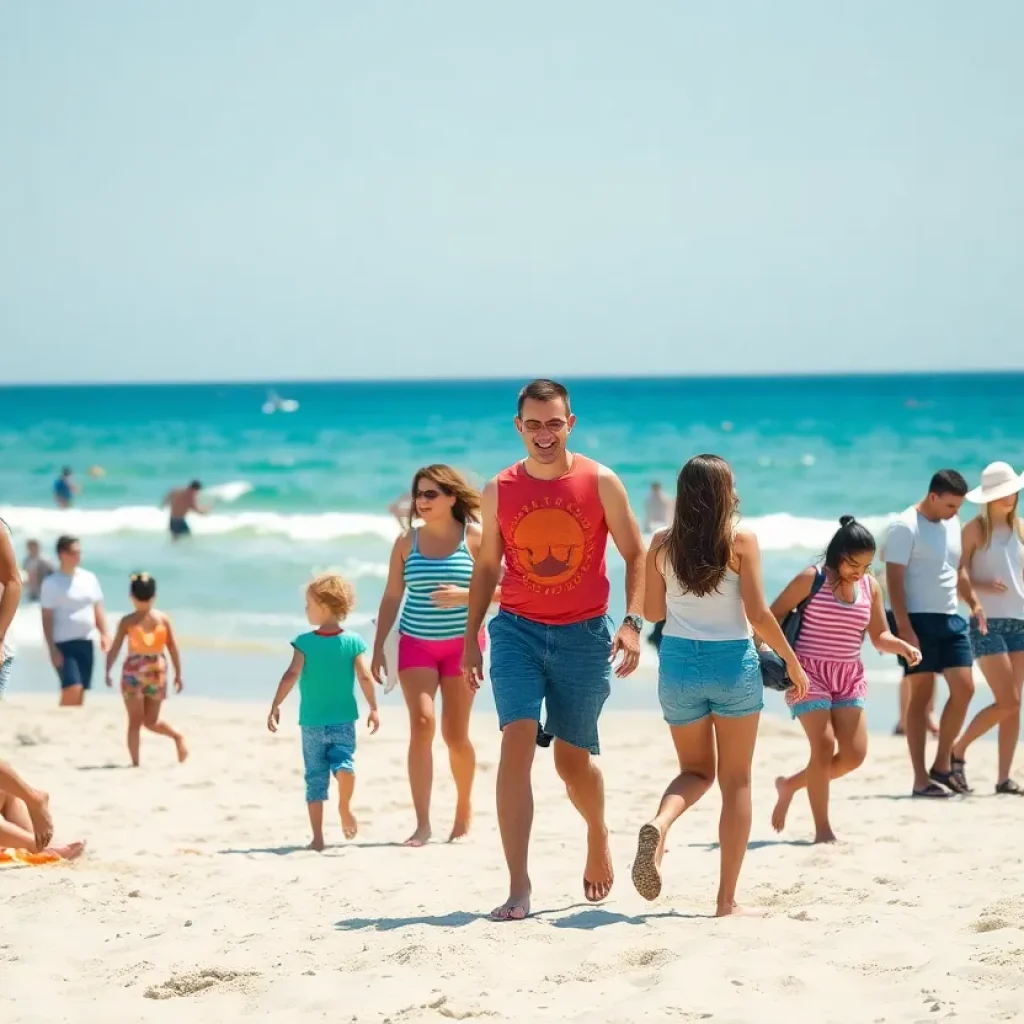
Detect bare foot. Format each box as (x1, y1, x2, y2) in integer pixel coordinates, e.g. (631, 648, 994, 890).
(490, 890, 532, 921)
(583, 827, 614, 903)
(813, 829, 839, 844)
(340, 806, 358, 840)
(49, 840, 86, 861)
(716, 902, 763, 918)
(175, 736, 189, 764)
(26, 790, 54, 851)
(771, 776, 795, 833)
(403, 825, 431, 848)
(631, 822, 663, 901)
(308, 836, 325, 852)
(448, 813, 471, 843)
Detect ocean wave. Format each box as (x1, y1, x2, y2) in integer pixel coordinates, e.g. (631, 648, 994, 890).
(0, 504, 900, 551)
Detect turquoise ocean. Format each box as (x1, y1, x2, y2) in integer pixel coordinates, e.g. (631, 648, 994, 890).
(2, 374, 1021, 720)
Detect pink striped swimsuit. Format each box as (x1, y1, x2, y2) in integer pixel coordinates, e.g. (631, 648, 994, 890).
(787, 572, 871, 715)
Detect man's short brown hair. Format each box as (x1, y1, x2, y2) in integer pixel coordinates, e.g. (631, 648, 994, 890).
(516, 379, 571, 418)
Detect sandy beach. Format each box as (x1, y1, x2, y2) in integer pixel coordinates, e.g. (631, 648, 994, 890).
(3, 692, 1024, 1023)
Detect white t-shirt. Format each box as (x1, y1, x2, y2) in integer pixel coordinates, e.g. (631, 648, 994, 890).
(883, 507, 961, 616)
(40, 569, 104, 644)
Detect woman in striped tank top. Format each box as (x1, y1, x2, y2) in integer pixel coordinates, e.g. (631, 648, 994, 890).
(769, 517, 922, 843)
(372, 465, 489, 846)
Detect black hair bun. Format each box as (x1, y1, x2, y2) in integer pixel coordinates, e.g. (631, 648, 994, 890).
(839, 515, 856, 528)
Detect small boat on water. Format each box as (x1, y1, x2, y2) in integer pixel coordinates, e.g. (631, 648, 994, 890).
(261, 390, 300, 414)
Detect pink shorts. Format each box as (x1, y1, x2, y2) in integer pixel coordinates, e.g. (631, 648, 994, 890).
(398, 632, 486, 678)
(786, 655, 867, 717)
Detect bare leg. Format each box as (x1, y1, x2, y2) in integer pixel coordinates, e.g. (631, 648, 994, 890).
(713, 712, 760, 917)
(0, 760, 53, 849)
(906, 673, 936, 790)
(439, 673, 476, 841)
(899, 676, 939, 734)
(124, 694, 144, 767)
(632, 716, 715, 900)
(0, 794, 85, 859)
(492, 719, 536, 921)
(399, 667, 440, 846)
(336, 769, 357, 839)
(307, 801, 325, 851)
(143, 697, 188, 762)
(998, 654, 1024, 784)
(952, 654, 1017, 776)
(59, 684, 84, 708)
(552, 738, 613, 903)
(933, 666, 975, 774)
(773, 707, 867, 838)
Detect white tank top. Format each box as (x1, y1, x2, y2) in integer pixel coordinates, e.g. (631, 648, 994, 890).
(971, 524, 1024, 620)
(661, 554, 751, 642)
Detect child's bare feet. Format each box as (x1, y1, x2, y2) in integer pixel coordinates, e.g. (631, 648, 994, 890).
(403, 825, 431, 847)
(716, 902, 763, 918)
(813, 828, 839, 844)
(174, 736, 189, 764)
(448, 812, 471, 843)
(308, 835, 325, 852)
(771, 776, 795, 833)
(340, 805, 358, 840)
(491, 889, 531, 921)
(583, 826, 614, 902)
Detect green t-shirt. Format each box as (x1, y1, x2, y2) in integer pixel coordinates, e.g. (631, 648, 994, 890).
(291, 629, 368, 727)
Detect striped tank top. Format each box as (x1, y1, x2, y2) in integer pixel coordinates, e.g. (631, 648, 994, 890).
(399, 528, 475, 640)
(794, 572, 872, 663)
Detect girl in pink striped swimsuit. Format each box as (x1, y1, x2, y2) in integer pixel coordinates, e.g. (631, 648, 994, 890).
(769, 516, 922, 843)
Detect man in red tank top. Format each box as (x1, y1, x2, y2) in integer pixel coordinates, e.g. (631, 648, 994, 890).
(463, 379, 646, 921)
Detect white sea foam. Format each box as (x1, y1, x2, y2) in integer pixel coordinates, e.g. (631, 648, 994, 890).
(2, 504, 898, 551)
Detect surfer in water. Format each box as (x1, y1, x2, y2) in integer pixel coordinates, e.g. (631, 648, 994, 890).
(161, 481, 210, 540)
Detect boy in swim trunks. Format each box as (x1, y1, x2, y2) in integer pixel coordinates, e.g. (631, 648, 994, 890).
(105, 573, 188, 766)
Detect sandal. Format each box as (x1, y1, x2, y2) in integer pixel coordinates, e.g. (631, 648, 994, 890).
(950, 755, 973, 793)
(912, 782, 952, 799)
(929, 766, 968, 795)
(996, 778, 1024, 795)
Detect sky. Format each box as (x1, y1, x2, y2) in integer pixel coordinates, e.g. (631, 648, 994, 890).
(2, 2, 1023, 383)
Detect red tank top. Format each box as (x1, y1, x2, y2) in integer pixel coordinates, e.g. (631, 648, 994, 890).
(497, 454, 610, 625)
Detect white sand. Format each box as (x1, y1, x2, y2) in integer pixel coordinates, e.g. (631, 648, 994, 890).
(3, 695, 1024, 1023)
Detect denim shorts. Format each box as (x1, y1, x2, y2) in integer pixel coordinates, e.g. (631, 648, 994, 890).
(301, 722, 356, 802)
(56, 639, 95, 690)
(488, 609, 613, 754)
(658, 636, 763, 727)
(886, 612, 973, 676)
(970, 617, 1024, 658)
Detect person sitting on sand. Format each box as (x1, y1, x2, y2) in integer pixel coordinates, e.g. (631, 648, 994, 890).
(268, 573, 379, 851)
(0, 759, 86, 861)
(161, 480, 209, 540)
(105, 573, 188, 767)
(884, 469, 982, 798)
(632, 454, 808, 917)
(372, 464, 494, 846)
(950, 462, 1024, 794)
(462, 378, 646, 921)
(769, 517, 921, 842)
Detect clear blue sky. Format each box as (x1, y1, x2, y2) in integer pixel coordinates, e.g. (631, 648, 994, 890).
(2, 2, 1022, 383)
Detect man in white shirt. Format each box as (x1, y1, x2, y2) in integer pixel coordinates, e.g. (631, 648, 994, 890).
(884, 469, 983, 798)
(40, 535, 110, 707)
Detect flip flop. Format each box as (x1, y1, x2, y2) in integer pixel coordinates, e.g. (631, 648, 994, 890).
(996, 779, 1024, 795)
(950, 755, 973, 793)
(929, 767, 968, 795)
(912, 782, 952, 799)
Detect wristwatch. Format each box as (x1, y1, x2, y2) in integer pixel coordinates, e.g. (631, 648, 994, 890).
(622, 614, 643, 633)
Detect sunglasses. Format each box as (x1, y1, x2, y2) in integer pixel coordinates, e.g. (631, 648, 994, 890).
(415, 489, 442, 500)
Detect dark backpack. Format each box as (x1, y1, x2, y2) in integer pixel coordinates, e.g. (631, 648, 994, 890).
(759, 567, 826, 691)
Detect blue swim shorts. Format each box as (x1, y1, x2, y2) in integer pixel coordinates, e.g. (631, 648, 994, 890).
(301, 722, 356, 803)
(970, 616, 1024, 659)
(658, 636, 763, 727)
(488, 609, 613, 754)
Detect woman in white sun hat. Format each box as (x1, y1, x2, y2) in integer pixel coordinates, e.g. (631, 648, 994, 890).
(950, 461, 1024, 795)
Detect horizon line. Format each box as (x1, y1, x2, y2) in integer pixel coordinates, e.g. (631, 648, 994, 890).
(3, 367, 1023, 390)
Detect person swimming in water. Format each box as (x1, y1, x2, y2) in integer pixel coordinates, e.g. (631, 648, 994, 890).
(161, 481, 209, 540)
(53, 467, 78, 509)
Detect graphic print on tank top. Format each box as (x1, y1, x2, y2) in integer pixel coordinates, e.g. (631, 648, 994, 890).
(508, 502, 591, 591)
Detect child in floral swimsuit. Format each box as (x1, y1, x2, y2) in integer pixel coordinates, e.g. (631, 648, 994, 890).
(106, 573, 188, 766)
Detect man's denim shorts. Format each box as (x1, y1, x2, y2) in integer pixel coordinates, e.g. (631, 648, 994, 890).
(658, 635, 763, 727)
(488, 609, 613, 754)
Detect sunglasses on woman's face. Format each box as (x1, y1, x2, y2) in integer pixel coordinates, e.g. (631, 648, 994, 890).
(416, 489, 441, 500)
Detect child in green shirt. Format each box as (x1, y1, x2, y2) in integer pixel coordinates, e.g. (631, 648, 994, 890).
(268, 574, 379, 850)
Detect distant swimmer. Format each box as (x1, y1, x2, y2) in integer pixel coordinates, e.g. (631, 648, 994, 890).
(161, 480, 210, 540)
(53, 467, 78, 509)
(22, 540, 54, 602)
(644, 481, 673, 533)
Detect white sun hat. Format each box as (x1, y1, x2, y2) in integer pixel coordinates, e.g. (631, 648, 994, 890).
(966, 461, 1024, 504)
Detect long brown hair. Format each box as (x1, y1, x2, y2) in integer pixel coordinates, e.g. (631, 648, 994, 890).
(410, 465, 481, 526)
(978, 493, 1024, 548)
(659, 454, 738, 596)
